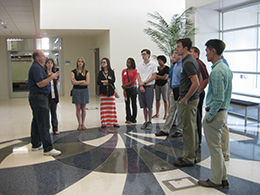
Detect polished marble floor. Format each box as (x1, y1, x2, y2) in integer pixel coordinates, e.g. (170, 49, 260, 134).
(0, 96, 260, 195)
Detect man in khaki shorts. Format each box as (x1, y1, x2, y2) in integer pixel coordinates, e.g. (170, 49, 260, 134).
(137, 49, 157, 130)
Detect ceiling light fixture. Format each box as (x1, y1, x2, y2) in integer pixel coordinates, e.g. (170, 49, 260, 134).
(0, 20, 7, 29)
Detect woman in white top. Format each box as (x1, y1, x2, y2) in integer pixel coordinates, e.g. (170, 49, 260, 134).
(44, 58, 60, 135)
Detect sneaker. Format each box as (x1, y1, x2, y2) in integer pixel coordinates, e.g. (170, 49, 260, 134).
(146, 122, 152, 130)
(32, 145, 43, 151)
(141, 122, 147, 129)
(44, 149, 61, 156)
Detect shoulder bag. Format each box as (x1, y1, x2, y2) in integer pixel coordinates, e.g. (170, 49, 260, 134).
(126, 69, 138, 97)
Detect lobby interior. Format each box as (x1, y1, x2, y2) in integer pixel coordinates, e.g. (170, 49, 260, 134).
(0, 0, 260, 194)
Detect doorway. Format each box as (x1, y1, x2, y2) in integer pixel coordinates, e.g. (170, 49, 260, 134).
(8, 50, 62, 98)
(95, 48, 100, 96)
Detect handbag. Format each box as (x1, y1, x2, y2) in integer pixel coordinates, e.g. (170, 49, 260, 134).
(126, 69, 138, 97)
(114, 88, 120, 98)
(102, 71, 119, 98)
(110, 83, 119, 98)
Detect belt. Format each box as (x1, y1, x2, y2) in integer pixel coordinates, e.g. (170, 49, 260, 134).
(126, 86, 137, 89)
(205, 107, 226, 112)
(143, 85, 153, 88)
(30, 92, 48, 96)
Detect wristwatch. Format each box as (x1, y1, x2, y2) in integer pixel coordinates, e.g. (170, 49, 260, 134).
(144, 82, 146, 85)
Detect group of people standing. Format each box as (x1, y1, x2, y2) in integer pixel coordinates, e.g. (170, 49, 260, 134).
(154, 38, 232, 189)
(28, 37, 232, 190)
(126, 38, 232, 189)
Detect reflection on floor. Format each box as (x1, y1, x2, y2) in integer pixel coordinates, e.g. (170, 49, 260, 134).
(0, 96, 260, 195)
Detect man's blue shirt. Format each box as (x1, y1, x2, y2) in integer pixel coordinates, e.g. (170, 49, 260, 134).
(28, 61, 50, 94)
(169, 60, 182, 88)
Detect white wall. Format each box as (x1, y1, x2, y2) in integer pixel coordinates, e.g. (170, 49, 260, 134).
(60, 32, 111, 97)
(185, 0, 220, 74)
(94, 31, 110, 61)
(0, 37, 9, 100)
(194, 6, 220, 72)
(40, 0, 185, 100)
(62, 36, 95, 96)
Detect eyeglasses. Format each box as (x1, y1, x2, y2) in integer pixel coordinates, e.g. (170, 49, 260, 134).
(141, 53, 147, 56)
(78, 61, 83, 63)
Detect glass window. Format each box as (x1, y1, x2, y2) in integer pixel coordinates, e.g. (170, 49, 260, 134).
(7, 38, 34, 51)
(36, 38, 62, 50)
(223, 28, 257, 50)
(221, 2, 260, 98)
(232, 73, 260, 96)
(258, 27, 260, 48)
(223, 51, 257, 72)
(223, 4, 258, 30)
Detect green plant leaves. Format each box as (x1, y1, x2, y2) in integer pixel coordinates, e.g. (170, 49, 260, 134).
(144, 7, 198, 60)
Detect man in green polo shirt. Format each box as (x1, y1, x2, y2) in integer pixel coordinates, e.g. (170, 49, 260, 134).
(198, 39, 232, 189)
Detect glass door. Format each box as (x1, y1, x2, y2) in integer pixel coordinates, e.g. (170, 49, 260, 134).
(9, 51, 33, 98)
(7, 38, 62, 98)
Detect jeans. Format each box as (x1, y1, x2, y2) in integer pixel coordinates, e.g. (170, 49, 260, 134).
(29, 93, 53, 152)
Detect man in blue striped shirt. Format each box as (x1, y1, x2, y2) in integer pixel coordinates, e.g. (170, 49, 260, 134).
(198, 39, 233, 189)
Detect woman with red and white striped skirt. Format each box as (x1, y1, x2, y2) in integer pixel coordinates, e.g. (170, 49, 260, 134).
(97, 57, 120, 128)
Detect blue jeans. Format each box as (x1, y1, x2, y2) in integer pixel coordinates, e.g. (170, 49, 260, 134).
(29, 93, 53, 152)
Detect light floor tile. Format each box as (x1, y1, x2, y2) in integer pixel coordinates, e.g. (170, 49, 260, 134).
(82, 134, 114, 147)
(0, 144, 55, 168)
(57, 172, 126, 195)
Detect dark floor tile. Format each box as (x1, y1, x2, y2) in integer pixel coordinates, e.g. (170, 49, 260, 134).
(0, 160, 91, 195)
(122, 172, 165, 195)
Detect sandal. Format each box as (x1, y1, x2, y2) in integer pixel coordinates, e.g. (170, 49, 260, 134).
(77, 125, 82, 131)
(81, 125, 86, 130)
(163, 115, 167, 120)
(152, 114, 159, 118)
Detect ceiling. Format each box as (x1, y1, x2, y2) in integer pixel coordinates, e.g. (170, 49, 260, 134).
(0, 0, 105, 37)
(198, 0, 259, 11)
(0, 0, 258, 38)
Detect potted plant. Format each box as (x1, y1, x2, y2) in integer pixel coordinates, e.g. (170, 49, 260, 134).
(144, 7, 197, 60)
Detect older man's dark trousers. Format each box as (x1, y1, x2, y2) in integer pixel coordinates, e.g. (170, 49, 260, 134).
(29, 93, 53, 152)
